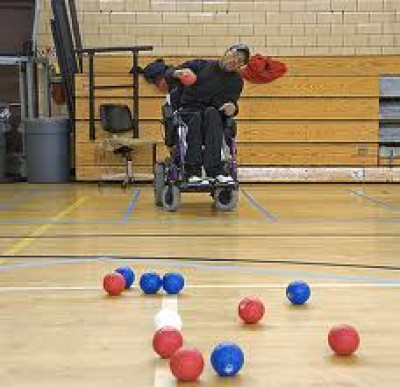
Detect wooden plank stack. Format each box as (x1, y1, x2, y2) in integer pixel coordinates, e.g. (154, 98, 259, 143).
(75, 55, 400, 182)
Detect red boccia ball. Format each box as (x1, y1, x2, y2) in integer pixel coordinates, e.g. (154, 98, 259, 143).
(180, 72, 197, 85)
(153, 326, 183, 359)
(170, 348, 204, 382)
(103, 273, 126, 296)
(328, 324, 360, 356)
(238, 297, 265, 324)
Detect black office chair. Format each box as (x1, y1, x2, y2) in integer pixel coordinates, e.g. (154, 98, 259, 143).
(98, 104, 156, 187)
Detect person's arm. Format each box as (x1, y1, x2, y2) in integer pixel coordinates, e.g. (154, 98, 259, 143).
(164, 59, 209, 109)
(165, 59, 209, 80)
(219, 76, 244, 116)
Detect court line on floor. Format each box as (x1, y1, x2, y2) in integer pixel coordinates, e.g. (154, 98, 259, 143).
(347, 189, 400, 212)
(1, 197, 89, 256)
(102, 255, 400, 272)
(1, 282, 400, 292)
(145, 261, 400, 284)
(240, 188, 278, 222)
(0, 258, 102, 271)
(2, 256, 400, 284)
(0, 217, 269, 225)
(0, 219, 119, 225)
(0, 190, 37, 211)
(0, 232, 399, 238)
(0, 187, 83, 192)
(3, 255, 400, 272)
(121, 188, 141, 224)
(1, 217, 400, 226)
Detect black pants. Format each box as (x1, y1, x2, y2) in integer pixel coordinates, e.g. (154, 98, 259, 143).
(180, 106, 224, 178)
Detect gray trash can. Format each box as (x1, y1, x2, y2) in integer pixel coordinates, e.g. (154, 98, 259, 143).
(25, 117, 70, 183)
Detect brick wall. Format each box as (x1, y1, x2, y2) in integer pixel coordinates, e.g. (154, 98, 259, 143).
(38, 0, 400, 56)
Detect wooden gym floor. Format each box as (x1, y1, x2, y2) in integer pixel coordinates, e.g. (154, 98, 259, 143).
(1, 183, 400, 386)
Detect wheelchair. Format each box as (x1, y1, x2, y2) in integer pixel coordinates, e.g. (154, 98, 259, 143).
(153, 99, 239, 212)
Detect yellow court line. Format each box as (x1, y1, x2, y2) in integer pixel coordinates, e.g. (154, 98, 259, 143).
(2, 196, 88, 256)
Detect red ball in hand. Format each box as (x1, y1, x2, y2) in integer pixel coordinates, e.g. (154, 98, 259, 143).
(180, 72, 197, 85)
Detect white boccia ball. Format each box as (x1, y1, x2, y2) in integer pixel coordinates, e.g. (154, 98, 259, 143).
(154, 309, 183, 331)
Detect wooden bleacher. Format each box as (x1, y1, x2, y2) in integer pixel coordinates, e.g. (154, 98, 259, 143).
(74, 55, 400, 182)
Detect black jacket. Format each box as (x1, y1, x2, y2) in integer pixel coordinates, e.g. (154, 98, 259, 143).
(165, 59, 244, 115)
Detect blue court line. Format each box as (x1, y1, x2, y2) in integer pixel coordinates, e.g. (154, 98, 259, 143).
(0, 258, 101, 271)
(1, 256, 399, 285)
(0, 187, 78, 192)
(121, 189, 141, 224)
(1, 217, 400, 226)
(101, 257, 400, 285)
(0, 218, 269, 225)
(347, 189, 400, 212)
(241, 188, 278, 222)
(0, 219, 119, 225)
(276, 218, 400, 224)
(0, 190, 37, 211)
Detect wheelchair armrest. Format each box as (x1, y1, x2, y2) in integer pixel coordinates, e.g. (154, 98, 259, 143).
(162, 102, 174, 120)
(75, 45, 153, 54)
(161, 102, 178, 147)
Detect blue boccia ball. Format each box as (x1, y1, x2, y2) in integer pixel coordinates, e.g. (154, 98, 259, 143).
(140, 272, 162, 294)
(210, 342, 244, 377)
(162, 272, 185, 295)
(286, 280, 310, 305)
(115, 266, 135, 289)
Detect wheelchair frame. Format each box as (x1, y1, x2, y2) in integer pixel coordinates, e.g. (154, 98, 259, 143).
(154, 102, 239, 212)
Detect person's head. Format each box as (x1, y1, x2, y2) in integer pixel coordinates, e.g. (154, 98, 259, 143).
(220, 44, 250, 72)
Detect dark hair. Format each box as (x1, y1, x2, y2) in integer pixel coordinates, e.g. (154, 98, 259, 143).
(227, 43, 250, 64)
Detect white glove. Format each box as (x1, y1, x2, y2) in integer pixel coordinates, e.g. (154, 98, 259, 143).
(173, 68, 195, 79)
(219, 102, 236, 116)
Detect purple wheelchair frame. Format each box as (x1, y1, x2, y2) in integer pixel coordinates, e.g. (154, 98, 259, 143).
(166, 110, 238, 183)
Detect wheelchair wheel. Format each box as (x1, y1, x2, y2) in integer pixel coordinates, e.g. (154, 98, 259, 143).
(154, 162, 165, 206)
(161, 185, 181, 212)
(213, 187, 238, 211)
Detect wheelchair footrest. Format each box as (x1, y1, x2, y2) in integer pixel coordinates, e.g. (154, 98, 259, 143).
(177, 181, 238, 193)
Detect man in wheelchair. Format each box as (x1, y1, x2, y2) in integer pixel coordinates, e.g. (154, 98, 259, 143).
(164, 43, 250, 185)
